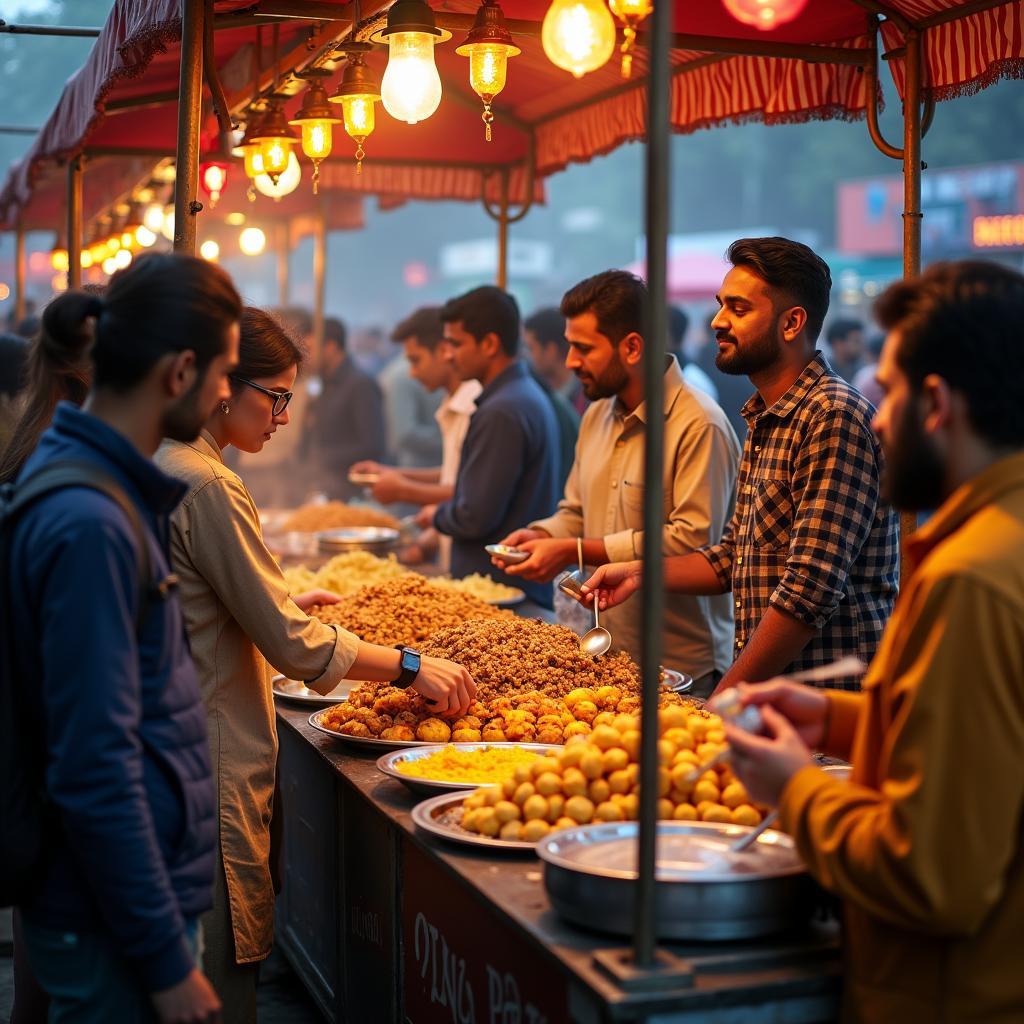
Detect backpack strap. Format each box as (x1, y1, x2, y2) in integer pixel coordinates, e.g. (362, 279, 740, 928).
(1, 460, 156, 634)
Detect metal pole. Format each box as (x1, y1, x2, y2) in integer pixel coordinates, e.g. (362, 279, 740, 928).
(312, 208, 326, 371)
(900, 29, 923, 545)
(0, 21, 101, 37)
(633, 0, 670, 971)
(496, 171, 509, 289)
(173, 0, 205, 255)
(67, 156, 83, 290)
(276, 222, 290, 306)
(13, 221, 26, 324)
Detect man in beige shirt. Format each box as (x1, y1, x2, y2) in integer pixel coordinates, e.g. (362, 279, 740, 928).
(496, 270, 740, 693)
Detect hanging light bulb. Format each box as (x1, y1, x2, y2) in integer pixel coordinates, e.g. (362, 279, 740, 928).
(289, 70, 341, 195)
(101, 256, 119, 276)
(329, 51, 382, 174)
(541, 0, 616, 78)
(235, 112, 267, 203)
(200, 239, 220, 262)
(250, 98, 297, 184)
(80, 250, 94, 269)
(200, 161, 229, 208)
(135, 225, 158, 248)
(254, 151, 302, 199)
(114, 247, 133, 269)
(607, 0, 651, 78)
(372, 0, 450, 125)
(50, 246, 69, 273)
(721, 0, 808, 31)
(143, 202, 165, 233)
(161, 206, 176, 242)
(455, 0, 520, 142)
(239, 226, 267, 257)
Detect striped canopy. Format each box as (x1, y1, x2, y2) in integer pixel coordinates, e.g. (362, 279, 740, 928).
(2, 0, 1022, 229)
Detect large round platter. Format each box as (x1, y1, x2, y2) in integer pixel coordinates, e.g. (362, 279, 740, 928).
(411, 792, 539, 853)
(272, 675, 355, 706)
(537, 821, 814, 941)
(661, 668, 693, 693)
(317, 526, 399, 554)
(377, 742, 561, 797)
(308, 708, 437, 752)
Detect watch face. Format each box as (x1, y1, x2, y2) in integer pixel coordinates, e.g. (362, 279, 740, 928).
(401, 649, 421, 673)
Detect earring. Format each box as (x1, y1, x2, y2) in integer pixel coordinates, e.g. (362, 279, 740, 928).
(220, 401, 230, 414)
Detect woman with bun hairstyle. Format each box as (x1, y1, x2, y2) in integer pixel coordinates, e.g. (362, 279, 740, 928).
(0, 290, 94, 483)
(155, 307, 476, 1023)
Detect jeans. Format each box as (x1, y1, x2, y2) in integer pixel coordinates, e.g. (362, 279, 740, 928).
(20, 917, 201, 1024)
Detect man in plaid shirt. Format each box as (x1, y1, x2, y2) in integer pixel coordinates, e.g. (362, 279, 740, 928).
(583, 237, 899, 691)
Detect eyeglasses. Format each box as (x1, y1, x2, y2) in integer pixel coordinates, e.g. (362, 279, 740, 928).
(231, 376, 293, 417)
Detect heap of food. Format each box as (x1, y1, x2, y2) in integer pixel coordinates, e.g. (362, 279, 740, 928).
(283, 550, 408, 595)
(457, 707, 766, 843)
(282, 551, 520, 603)
(394, 745, 545, 784)
(280, 501, 401, 533)
(309, 575, 513, 647)
(318, 617, 700, 744)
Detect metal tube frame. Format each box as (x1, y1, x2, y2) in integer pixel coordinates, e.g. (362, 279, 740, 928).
(276, 222, 290, 306)
(632, 0, 670, 971)
(0, 21, 100, 37)
(67, 157, 83, 290)
(495, 171, 509, 289)
(312, 206, 326, 370)
(173, 0, 205, 254)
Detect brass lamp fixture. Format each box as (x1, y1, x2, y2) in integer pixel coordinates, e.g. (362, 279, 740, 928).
(455, 0, 520, 141)
(329, 49, 382, 173)
(289, 69, 342, 194)
(608, 0, 653, 78)
(250, 97, 297, 185)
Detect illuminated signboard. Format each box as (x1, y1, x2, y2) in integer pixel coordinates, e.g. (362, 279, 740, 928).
(973, 214, 1024, 248)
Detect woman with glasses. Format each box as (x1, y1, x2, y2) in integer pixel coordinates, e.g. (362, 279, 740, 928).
(155, 307, 475, 1023)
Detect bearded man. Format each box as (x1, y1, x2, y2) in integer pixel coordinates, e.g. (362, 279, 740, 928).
(493, 270, 741, 697)
(583, 239, 900, 693)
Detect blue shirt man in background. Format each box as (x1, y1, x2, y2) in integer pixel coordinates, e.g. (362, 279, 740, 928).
(432, 286, 559, 608)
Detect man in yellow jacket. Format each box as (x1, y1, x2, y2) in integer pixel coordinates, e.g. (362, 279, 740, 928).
(725, 260, 1024, 1024)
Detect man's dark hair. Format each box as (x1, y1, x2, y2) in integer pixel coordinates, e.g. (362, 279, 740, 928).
(524, 308, 569, 358)
(391, 306, 444, 351)
(42, 253, 240, 393)
(441, 285, 520, 357)
(726, 237, 832, 343)
(667, 305, 689, 352)
(875, 260, 1024, 449)
(560, 270, 646, 344)
(323, 317, 347, 351)
(827, 317, 864, 344)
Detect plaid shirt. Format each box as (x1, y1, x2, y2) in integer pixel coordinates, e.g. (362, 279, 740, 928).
(699, 353, 899, 689)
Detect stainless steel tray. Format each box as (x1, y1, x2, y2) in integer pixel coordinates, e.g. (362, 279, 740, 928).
(661, 668, 693, 693)
(537, 821, 814, 941)
(411, 792, 539, 853)
(271, 675, 355, 706)
(377, 742, 561, 796)
(317, 526, 400, 553)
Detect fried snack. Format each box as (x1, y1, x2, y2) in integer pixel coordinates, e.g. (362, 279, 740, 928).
(281, 501, 401, 533)
(282, 550, 408, 596)
(460, 708, 766, 841)
(394, 745, 543, 783)
(309, 575, 512, 647)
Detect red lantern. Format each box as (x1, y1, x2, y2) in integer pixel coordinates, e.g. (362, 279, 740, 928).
(721, 0, 808, 31)
(200, 162, 229, 207)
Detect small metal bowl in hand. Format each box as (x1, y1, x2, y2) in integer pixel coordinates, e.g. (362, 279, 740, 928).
(556, 568, 588, 601)
(485, 543, 531, 565)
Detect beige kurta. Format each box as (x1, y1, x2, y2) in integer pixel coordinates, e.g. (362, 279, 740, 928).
(156, 432, 359, 963)
(531, 358, 741, 679)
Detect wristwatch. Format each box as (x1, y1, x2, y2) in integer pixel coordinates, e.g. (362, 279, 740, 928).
(392, 645, 422, 689)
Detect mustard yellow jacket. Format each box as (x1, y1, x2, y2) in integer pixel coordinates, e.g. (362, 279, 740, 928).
(780, 453, 1024, 1024)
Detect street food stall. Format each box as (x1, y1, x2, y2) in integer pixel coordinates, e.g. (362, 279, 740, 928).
(3, 0, 1024, 1020)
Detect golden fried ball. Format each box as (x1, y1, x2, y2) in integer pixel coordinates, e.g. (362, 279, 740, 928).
(481, 724, 507, 742)
(673, 802, 698, 821)
(339, 720, 371, 737)
(573, 700, 599, 724)
(590, 725, 622, 751)
(700, 803, 732, 824)
(563, 721, 592, 740)
(565, 795, 595, 824)
(451, 728, 482, 743)
(658, 705, 689, 733)
(561, 768, 588, 797)
(608, 769, 631, 795)
(721, 782, 749, 810)
(513, 782, 536, 806)
(693, 780, 720, 805)
(731, 804, 762, 827)
(380, 725, 417, 741)
(532, 756, 562, 778)
(579, 748, 604, 780)
(589, 779, 611, 804)
(564, 687, 598, 708)
(662, 727, 695, 751)
(494, 800, 521, 824)
(602, 748, 629, 774)
(499, 820, 523, 841)
(416, 718, 452, 743)
(521, 819, 551, 842)
(545, 794, 566, 822)
(553, 816, 578, 832)
(596, 685, 622, 709)
(592, 711, 617, 729)
(595, 800, 624, 822)
(535, 772, 562, 797)
(537, 727, 564, 744)
(657, 798, 675, 819)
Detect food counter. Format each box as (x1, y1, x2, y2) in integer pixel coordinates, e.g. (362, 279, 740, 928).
(273, 624, 843, 1023)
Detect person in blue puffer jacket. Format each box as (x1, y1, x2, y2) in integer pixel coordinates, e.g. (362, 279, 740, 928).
(7, 253, 242, 1024)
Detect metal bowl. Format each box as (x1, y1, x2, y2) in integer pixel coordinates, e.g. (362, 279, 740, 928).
(377, 742, 562, 797)
(317, 526, 400, 554)
(537, 821, 815, 941)
(484, 543, 531, 565)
